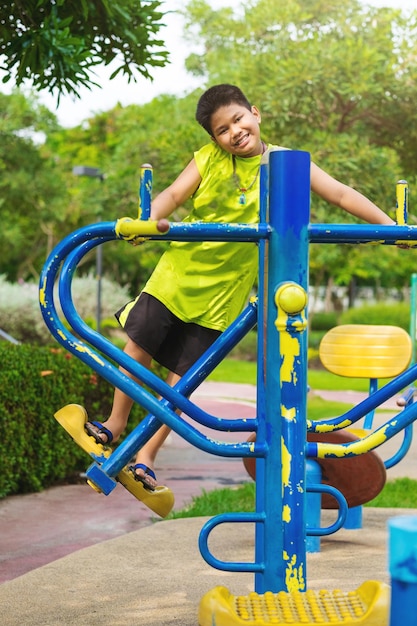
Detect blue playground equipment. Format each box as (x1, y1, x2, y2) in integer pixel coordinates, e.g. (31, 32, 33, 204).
(39, 150, 417, 625)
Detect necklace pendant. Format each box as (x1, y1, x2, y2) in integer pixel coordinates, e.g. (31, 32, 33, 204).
(239, 192, 246, 205)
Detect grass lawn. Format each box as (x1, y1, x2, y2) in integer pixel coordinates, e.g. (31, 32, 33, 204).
(170, 476, 417, 519)
(208, 357, 370, 392)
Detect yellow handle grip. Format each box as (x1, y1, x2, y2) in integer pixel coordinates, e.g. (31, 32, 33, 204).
(115, 217, 169, 240)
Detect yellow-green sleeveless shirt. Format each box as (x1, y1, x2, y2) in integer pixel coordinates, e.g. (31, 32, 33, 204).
(142, 142, 267, 331)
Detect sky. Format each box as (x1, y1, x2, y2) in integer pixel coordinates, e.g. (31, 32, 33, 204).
(1, 0, 415, 128)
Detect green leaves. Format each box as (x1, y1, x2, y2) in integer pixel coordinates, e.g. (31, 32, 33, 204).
(0, 0, 169, 98)
(182, 0, 417, 293)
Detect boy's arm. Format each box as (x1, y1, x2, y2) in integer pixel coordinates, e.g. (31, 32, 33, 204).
(310, 162, 395, 225)
(150, 159, 202, 220)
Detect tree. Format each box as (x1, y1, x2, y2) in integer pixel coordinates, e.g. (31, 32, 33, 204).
(182, 0, 417, 302)
(0, 0, 169, 99)
(183, 0, 417, 175)
(0, 91, 70, 281)
(46, 93, 208, 294)
(5, 0, 416, 298)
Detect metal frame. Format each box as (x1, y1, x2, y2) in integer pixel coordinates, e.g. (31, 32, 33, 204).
(39, 149, 417, 594)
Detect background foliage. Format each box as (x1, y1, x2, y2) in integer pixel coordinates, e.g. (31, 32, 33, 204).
(1, 0, 416, 299)
(0, 274, 132, 343)
(0, 0, 169, 97)
(0, 342, 164, 498)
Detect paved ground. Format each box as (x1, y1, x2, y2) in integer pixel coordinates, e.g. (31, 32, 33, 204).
(1, 382, 416, 625)
(0, 383, 257, 584)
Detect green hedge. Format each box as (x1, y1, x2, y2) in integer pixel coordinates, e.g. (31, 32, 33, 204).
(310, 311, 340, 332)
(0, 343, 161, 498)
(339, 302, 411, 332)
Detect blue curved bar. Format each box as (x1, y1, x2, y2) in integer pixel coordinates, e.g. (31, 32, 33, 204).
(199, 512, 265, 573)
(39, 222, 270, 482)
(306, 484, 348, 536)
(308, 364, 417, 432)
(58, 238, 257, 433)
(385, 425, 413, 469)
(307, 399, 417, 459)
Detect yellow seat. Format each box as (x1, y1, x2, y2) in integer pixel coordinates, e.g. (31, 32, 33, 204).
(314, 324, 413, 510)
(319, 324, 412, 380)
(319, 323, 412, 434)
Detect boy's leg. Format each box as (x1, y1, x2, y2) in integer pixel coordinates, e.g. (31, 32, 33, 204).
(133, 370, 181, 489)
(86, 338, 153, 443)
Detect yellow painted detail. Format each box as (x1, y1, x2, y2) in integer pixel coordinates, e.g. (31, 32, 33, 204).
(316, 426, 389, 459)
(198, 581, 390, 625)
(310, 419, 352, 433)
(39, 277, 47, 307)
(319, 324, 412, 379)
(57, 329, 67, 340)
(74, 344, 105, 366)
(274, 283, 308, 327)
(282, 404, 296, 422)
(394, 239, 417, 247)
(276, 283, 308, 315)
(282, 437, 291, 493)
(280, 331, 299, 383)
(282, 504, 291, 523)
(284, 553, 305, 593)
(274, 283, 307, 384)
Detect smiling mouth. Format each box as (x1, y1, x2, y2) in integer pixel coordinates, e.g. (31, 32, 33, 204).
(234, 133, 250, 148)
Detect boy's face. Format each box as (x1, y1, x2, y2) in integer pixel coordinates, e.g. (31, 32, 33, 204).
(210, 104, 262, 158)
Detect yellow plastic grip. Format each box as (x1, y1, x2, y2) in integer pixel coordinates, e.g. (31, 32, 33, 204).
(115, 217, 169, 240)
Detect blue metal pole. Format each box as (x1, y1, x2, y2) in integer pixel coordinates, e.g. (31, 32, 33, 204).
(410, 273, 417, 365)
(257, 149, 310, 593)
(306, 460, 322, 552)
(138, 163, 152, 220)
(389, 515, 417, 626)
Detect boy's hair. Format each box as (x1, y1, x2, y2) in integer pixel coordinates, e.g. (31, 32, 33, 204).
(196, 84, 252, 135)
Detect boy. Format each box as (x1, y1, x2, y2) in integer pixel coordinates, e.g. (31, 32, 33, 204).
(85, 84, 394, 490)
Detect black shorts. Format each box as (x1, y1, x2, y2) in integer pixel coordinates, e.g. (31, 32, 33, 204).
(115, 293, 222, 376)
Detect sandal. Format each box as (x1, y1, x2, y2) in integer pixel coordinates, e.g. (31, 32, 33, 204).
(84, 420, 114, 445)
(129, 463, 157, 492)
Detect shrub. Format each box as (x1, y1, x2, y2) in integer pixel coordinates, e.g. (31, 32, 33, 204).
(0, 274, 132, 344)
(310, 311, 339, 331)
(229, 329, 257, 361)
(0, 277, 51, 344)
(339, 302, 411, 332)
(308, 330, 326, 350)
(0, 343, 163, 498)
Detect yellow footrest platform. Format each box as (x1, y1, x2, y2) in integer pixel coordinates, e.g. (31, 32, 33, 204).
(199, 581, 389, 625)
(54, 404, 174, 518)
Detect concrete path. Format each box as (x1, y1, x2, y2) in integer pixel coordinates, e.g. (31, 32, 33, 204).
(0, 382, 416, 625)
